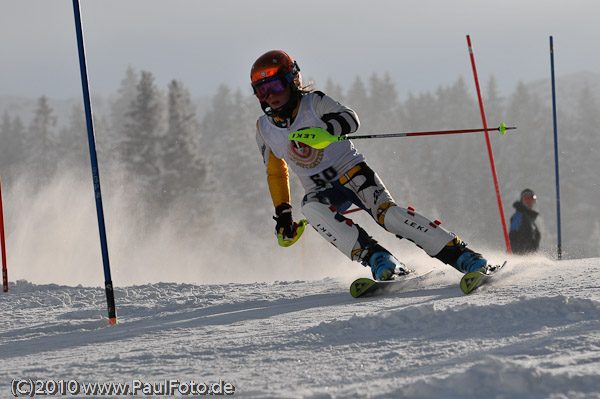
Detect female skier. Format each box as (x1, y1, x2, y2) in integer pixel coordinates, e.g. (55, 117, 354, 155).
(252, 50, 489, 280)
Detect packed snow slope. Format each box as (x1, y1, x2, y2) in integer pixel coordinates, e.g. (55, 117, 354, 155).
(1, 256, 600, 399)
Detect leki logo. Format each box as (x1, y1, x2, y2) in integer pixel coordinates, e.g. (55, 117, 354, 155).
(403, 219, 429, 233)
(290, 132, 316, 140)
(315, 223, 337, 243)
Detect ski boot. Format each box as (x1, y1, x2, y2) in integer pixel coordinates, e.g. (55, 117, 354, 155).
(352, 226, 408, 280)
(368, 251, 408, 281)
(456, 250, 488, 273)
(435, 236, 488, 273)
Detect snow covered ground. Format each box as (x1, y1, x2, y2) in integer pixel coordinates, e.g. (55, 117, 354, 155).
(1, 254, 599, 398)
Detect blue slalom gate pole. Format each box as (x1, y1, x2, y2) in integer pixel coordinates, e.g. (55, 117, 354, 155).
(550, 36, 563, 260)
(72, 0, 117, 323)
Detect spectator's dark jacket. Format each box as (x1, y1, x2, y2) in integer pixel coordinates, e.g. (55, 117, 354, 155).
(509, 201, 541, 255)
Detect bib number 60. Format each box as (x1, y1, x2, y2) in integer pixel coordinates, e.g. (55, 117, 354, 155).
(310, 166, 337, 188)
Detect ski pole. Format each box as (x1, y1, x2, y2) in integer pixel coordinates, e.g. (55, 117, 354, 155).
(289, 123, 515, 149)
(0, 172, 7, 292)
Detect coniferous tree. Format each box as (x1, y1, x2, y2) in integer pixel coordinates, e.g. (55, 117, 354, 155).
(200, 85, 270, 229)
(560, 84, 600, 252)
(346, 76, 370, 127)
(503, 81, 550, 185)
(0, 112, 14, 174)
(367, 73, 402, 132)
(161, 79, 208, 202)
(12, 115, 25, 155)
(485, 74, 508, 179)
(121, 70, 165, 195)
(4, 115, 27, 178)
(198, 84, 234, 212)
(411, 78, 481, 221)
(358, 73, 406, 197)
(402, 91, 436, 131)
(573, 84, 600, 139)
(200, 84, 232, 150)
(434, 76, 478, 128)
(324, 77, 345, 103)
(28, 95, 58, 176)
(149, 79, 216, 233)
(100, 67, 141, 167)
(484, 75, 505, 127)
(53, 104, 89, 170)
(390, 90, 438, 207)
(233, 88, 279, 219)
(111, 66, 139, 135)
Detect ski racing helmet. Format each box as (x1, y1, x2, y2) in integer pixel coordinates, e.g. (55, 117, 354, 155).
(250, 50, 302, 102)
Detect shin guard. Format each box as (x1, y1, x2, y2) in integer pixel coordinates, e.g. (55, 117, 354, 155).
(301, 201, 381, 263)
(382, 204, 455, 256)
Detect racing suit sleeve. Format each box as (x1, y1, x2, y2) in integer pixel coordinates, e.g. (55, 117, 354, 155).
(312, 91, 360, 136)
(256, 121, 291, 208)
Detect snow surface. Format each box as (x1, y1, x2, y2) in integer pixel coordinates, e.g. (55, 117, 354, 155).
(2, 255, 600, 398)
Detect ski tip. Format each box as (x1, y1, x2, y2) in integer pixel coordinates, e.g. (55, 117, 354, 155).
(460, 260, 507, 294)
(350, 278, 377, 298)
(460, 272, 483, 294)
(492, 260, 508, 272)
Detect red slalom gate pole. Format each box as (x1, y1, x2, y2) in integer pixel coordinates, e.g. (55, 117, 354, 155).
(466, 35, 512, 253)
(1, 172, 8, 292)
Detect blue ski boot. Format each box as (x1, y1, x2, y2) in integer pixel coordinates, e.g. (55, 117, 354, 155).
(368, 251, 408, 281)
(455, 250, 488, 273)
(435, 236, 488, 273)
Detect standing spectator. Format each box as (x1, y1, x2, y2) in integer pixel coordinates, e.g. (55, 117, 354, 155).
(509, 188, 541, 255)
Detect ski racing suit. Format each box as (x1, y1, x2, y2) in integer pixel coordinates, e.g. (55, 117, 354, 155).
(255, 91, 457, 265)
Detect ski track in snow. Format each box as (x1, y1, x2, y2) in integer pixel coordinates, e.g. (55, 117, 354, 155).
(1, 257, 600, 398)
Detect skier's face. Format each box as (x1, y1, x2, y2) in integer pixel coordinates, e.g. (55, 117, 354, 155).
(522, 195, 536, 209)
(263, 84, 292, 110)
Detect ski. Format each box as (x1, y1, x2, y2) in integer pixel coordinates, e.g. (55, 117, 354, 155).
(350, 269, 435, 298)
(460, 261, 508, 294)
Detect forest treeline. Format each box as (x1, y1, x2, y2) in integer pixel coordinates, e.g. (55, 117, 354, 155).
(1, 68, 599, 258)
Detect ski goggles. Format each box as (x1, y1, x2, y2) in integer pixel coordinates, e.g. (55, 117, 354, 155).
(252, 77, 288, 101)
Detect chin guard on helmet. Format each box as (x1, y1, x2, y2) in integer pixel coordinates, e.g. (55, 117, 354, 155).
(251, 50, 302, 96)
(260, 91, 301, 119)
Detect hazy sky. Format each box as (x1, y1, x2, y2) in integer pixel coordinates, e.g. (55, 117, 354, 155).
(2, 0, 599, 100)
